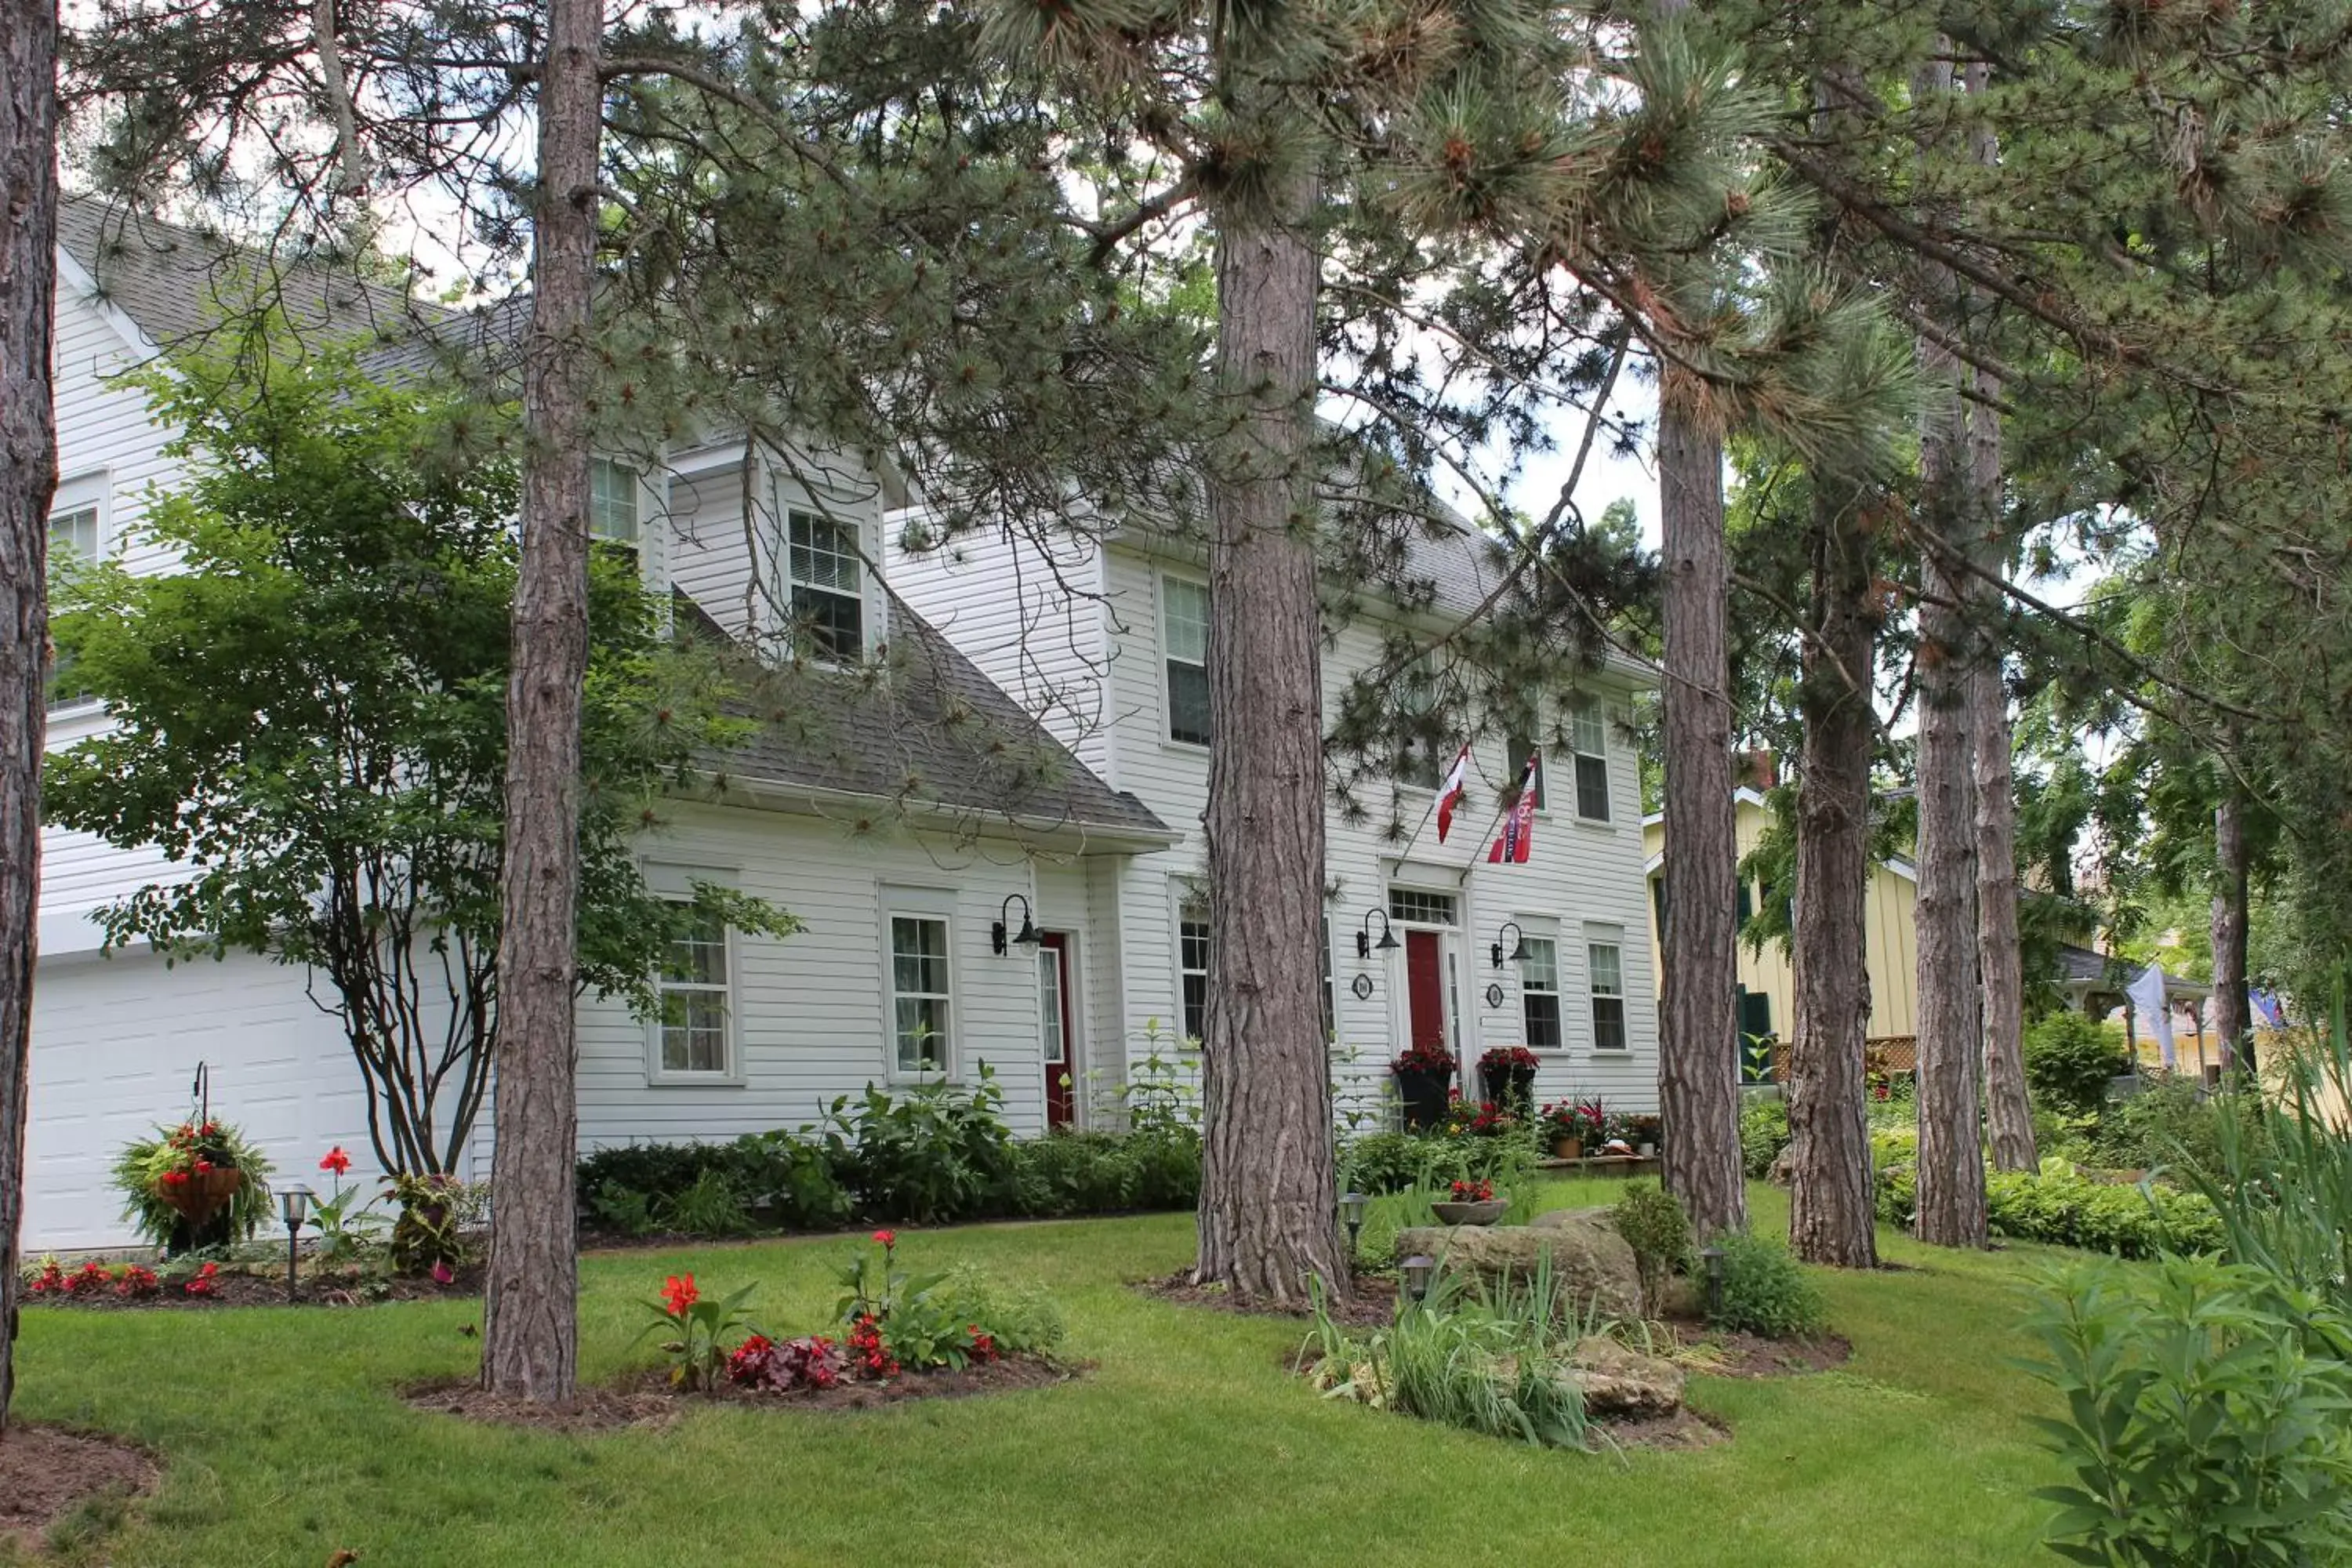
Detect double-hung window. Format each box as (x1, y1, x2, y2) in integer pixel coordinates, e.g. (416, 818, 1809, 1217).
(590, 458, 641, 546)
(889, 913, 954, 1074)
(1588, 938, 1628, 1051)
(1521, 935, 1563, 1050)
(1569, 699, 1611, 822)
(655, 907, 733, 1076)
(46, 496, 101, 710)
(1163, 575, 1211, 746)
(786, 508, 866, 660)
(1178, 901, 1210, 1045)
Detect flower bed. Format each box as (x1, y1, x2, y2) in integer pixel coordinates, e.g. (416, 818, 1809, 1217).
(21, 1253, 484, 1310)
(630, 1232, 1069, 1407)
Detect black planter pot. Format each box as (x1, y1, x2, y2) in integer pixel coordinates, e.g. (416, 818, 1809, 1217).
(1394, 1068, 1453, 1131)
(1480, 1065, 1538, 1116)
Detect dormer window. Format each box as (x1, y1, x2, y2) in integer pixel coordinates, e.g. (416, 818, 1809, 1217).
(589, 458, 640, 547)
(786, 508, 865, 660)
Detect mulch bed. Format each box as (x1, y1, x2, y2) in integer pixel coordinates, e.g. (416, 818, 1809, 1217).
(406, 1356, 1082, 1433)
(27, 1265, 482, 1311)
(1597, 1407, 1733, 1452)
(1137, 1270, 1397, 1327)
(0, 1425, 158, 1549)
(1676, 1323, 1853, 1378)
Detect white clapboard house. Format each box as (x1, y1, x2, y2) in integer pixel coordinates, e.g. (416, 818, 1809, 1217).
(24, 201, 1661, 1248)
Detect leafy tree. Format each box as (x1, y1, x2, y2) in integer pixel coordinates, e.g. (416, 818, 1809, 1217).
(45, 341, 795, 1187)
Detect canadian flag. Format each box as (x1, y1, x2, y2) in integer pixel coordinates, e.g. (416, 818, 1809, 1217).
(1435, 744, 1472, 844)
(1489, 750, 1540, 865)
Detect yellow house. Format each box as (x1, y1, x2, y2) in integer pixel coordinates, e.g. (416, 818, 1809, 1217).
(1641, 789, 1922, 1058)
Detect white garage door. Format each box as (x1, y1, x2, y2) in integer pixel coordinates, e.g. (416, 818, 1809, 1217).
(24, 946, 387, 1251)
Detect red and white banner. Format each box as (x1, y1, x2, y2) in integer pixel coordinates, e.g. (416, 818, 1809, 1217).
(1435, 744, 1472, 844)
(1489, 750, 1539, 865)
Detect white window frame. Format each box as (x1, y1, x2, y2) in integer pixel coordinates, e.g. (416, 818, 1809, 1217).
(645, 903, 742, 1085)
(1586, 927, 1628, 1052)
(881, 886, 960, 1081)
(45, 471, 111, 717)
(1568, 699, 1612, 822)
(1176, 902, 1214, 1048)
(780, 500, 869, 663)
(1518, 922, 1564, 1052)
(1160, 572, 1211, 750)
(589, 456, 641, 547)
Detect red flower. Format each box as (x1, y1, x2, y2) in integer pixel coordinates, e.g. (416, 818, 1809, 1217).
(183, 1262, 220, 1298)
(871, 1229, 897, 1250)
(320, 1145, 352, 1176)
(431, 1260, 455, 1286)
(661, 1274, 699, 1315)
(194, 1159, 212, 1174)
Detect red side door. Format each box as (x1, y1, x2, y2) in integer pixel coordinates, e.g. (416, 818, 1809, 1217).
(1406, 928, 1446, 1062)
(1040, 933, 1076, 1130)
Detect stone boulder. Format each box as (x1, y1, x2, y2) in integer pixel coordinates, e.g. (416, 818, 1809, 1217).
(1392, 1217, 1642, 1321)
(1563, 1336, 1686, 1419)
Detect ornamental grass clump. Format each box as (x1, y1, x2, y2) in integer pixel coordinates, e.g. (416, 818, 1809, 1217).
(1302, 1257, 1592, 1450)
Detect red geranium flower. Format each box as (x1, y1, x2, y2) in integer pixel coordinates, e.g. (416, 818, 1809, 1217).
(661, 1273, 699, 1315)
(320, 1145, 352, 1176)
(871, 1229, 897, 1249)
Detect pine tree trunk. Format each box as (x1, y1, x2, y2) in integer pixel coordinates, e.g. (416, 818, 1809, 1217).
(2211, 788, 2251, 1074)
(1787, 485, 1877, 1268)
(1911, 164, 1988, 1243)
(1191, 164, 1344, 1307)
(1973, 656, 2033, 1171)
(0, 0, 57, 1438)
(480, 0, 598, 1402)
(1951, 56, 2032, 1176)
(1657, 397, 1745, 1240)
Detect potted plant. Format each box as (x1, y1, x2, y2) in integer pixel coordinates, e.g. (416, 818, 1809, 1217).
(1432, 1177, 1508, 1226)
(114, 1117, 274, 1254)
(1389, 1043, 1457, 1131)
(1628, 1113, 1663, 1157)
(1477, 1045, 1541, 1113)
(1538, 1101, 1585, 1160)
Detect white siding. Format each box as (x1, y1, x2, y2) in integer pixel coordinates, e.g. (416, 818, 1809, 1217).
(39, 268, 193, 939)
(575, 800, 1061, 1148)
(1089, 544, 1662, 1116)
(885, 510, 1120, 783)
(667, 442, 887, 652)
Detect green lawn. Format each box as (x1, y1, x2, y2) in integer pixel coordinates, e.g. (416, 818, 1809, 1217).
(10, 1181, 2076, 1566)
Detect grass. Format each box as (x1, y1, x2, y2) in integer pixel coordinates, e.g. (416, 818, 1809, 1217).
(8, 1181, 2078, 1567)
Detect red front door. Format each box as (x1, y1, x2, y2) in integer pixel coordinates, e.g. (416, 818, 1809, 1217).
(1406, 929, 1447, 1071)
(1040, 933, 1076, 1130)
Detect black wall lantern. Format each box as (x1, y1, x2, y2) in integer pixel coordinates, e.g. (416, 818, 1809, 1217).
(993, 893, 1042, 956)
(1355, 908, 1400, 960)
(1490, 920, 1530, 969)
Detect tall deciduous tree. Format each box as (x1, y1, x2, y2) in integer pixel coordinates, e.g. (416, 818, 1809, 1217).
(44, 343, 793, 1188)
(481, 0, 602, 1401)
(0, 0, 60, 1440)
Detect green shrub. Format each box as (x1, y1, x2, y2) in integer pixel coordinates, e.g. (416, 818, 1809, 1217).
(1984, 1160, 2223, 1258)
(1610, 1182, 1692, 1317)
(933, 1264, 1067, 1359)
(1708, 1231, 1828, 1338)
(1740, 1096, 1791, 1179)
(2083, 1073, 2267, 1187)
(1010, 1131, 1145, 1216)
(2024, 1012, 2129, 1117)
(2024, 1255, 2352, 1566)
(816, 1073, 1022, 1225)
(657, 1168, 757, 1236)
(1875, 1162, 1916, 1228)
(1341, 1131, 1468, 1195)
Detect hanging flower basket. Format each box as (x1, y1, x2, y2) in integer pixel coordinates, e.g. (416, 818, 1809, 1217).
(156, 1166, 244, 1222)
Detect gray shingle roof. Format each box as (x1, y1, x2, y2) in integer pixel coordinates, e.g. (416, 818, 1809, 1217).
(55, 197, 1159, 842)
(686, 594, 1170, 842)
(56, 196, 449, 354)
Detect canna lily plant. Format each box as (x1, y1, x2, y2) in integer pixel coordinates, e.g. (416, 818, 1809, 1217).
(637, 1273, 757, 1390)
